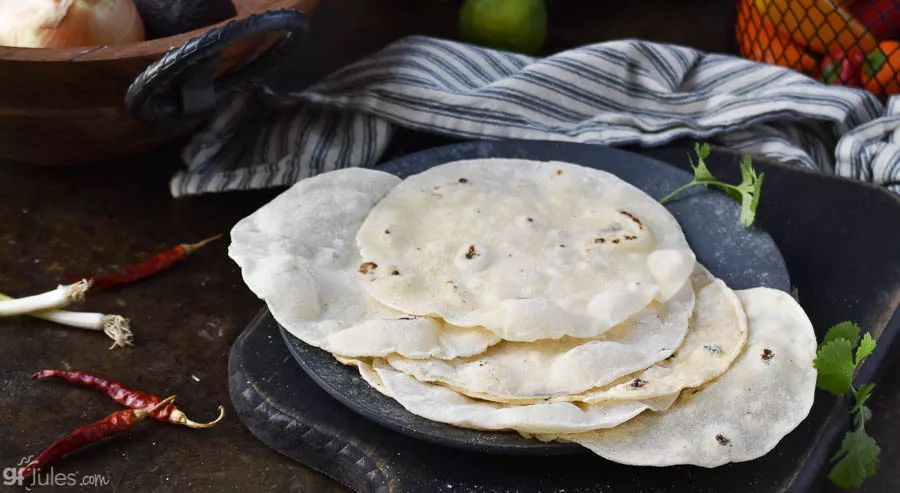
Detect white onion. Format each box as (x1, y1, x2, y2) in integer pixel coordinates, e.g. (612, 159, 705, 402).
(0, 0, 145, 48)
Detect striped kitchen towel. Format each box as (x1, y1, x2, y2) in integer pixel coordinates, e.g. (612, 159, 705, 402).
(173, 35, 900, 197)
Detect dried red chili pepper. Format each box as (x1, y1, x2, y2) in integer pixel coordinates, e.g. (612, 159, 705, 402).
(33, 370, 225, 428)
(18, 395, 176, 480)
(64, 233, 223, 290)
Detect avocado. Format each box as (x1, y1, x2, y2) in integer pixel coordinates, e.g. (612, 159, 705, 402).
(135, 0, 237, 39)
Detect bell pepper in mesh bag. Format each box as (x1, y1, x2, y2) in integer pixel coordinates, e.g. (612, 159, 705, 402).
(755, 0, 878, 54)
(739, 0, 819, 76)
(821, 47, 867, 85)
(862, 40, 900, 98)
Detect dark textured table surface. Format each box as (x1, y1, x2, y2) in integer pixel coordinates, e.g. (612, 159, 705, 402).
(0, 1, 896, 491)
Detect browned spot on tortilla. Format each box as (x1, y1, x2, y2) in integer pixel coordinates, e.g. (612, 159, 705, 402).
(359, 262, 378, 274)
(398, 317, 416, 320)
(465, 245, 478, 259)
(716, 434, 731, 446)
(384, 229, 391, 234)
(618, 210, 644, 230)
(391, 270, 400, 276)
(630, 378, 648, 388)
(555, 169, 563, 176)
(559, 244, 566, 248)
(595, 238, 606, 244)
(612, 239, 620, 244)
(458, 178, 468, 183)
(527, 217, 534, 222)
(762, 349, 774, 362)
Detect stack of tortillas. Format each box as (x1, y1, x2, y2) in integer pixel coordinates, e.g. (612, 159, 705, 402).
(230, 158, 817, 468)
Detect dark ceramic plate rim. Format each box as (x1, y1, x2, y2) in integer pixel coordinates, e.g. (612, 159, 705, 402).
(282, 140, 790, 456)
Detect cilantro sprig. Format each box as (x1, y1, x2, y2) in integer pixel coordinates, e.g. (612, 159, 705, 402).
(659, 143, 764, 228)
(814, 321, 881, 488)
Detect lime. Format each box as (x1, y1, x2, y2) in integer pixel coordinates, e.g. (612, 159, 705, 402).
(458, 0, 547, 55)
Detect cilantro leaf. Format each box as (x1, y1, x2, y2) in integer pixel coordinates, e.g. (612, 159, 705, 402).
(736, 156, 764, 228)
(696, 142, 711, 161)
(828, 425, 881, 488)
(856, 333, 876, 366)
(688, 143, 716, 183)
(852, 384, 875, 414)
(819, 322, 881, 488)
(659, 144, 763, 228)
(791, 286, 800, 302)
(814, 338, 855, 396)
(823, 321, 861, 348)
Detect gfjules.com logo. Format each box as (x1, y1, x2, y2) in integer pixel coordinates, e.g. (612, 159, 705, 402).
(3, 456, 110, 490)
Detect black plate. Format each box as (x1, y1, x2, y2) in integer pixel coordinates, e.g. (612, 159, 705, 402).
(282, 140, 790, 455)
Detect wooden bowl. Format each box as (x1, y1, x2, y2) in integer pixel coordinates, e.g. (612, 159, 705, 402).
(0, 0, 319, 165)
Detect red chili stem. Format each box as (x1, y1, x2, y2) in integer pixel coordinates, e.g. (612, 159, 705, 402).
(64, 234, 223, 290)
(32, 370, 225, 428)
(18, 395, 176, 480)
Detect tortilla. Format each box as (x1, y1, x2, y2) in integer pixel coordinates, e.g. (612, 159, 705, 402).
(386, 280, 694, 401)
(569, 277, 747, 403)
(334, 355, 391, 397)
(356, 159, 696, 341)
(542, 287, 817, 467)
(229, 168, 500, 359)
(373, 359, 679, 434)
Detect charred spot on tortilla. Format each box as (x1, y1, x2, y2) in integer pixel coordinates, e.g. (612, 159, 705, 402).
(384, 228, 391, 235)
(595, 238, 606, 244)
(762, 349, 774, 362)
(465, 245, 479, 259)
(359, 262, 378, 275)
(631, 378, 648, 388)
(618, 210, 644, 230)
(458, 178, 468, 183)
(716, 434, 732, 446)
(391, 269, 401, 276)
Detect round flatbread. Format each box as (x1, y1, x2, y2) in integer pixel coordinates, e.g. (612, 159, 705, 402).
(386, 280, 695, 401)
(541, 287, 817, 467)
(356, 159, 696, 342)
(229, 168, 500, 359)
(334, 355, 391, 397)
(372, 359, 679, 434)
(569, 277, 747, 403)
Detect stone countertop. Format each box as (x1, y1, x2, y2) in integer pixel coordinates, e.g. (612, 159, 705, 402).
(0, 1, 896, 491)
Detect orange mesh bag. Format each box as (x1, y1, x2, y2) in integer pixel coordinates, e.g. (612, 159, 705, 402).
(736, 0, 900, 100)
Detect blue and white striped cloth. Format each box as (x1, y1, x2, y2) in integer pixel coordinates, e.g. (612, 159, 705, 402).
(174, 36, 900, 197)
